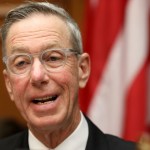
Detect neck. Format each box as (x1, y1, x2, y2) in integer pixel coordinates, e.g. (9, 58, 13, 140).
(29, 110, 81, 148)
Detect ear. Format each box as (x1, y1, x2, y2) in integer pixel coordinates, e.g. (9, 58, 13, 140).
(78, 53, 91, 88)
(3, 69, 14, 101)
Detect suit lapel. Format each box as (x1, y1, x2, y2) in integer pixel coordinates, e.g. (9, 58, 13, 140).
(85, 116, 109, 150)
(20, 130, 29, 149)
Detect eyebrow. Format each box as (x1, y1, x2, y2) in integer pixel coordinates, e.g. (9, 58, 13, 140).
(10, 46, 29, 55)
(10, 43, 62, 55)
(42, 43, 62, 50)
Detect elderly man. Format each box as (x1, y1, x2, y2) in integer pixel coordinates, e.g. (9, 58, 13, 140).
(0, 2, 135, 150)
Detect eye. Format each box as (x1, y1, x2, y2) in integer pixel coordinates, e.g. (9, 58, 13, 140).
(47, 56, 61, 62)
(15, 60, 29, 67)
(42, 50, 65, 68)
(11, 55, 31, 69)
(43, 51, 64, 63)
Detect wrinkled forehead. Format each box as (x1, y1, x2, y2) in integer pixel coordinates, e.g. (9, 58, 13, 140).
(5, 13, 72, 55)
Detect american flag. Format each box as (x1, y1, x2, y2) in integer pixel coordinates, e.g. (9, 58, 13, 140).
(80, 0, 150, 141)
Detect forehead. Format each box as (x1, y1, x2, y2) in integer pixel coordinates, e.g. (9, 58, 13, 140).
(6, 13, 71, 54)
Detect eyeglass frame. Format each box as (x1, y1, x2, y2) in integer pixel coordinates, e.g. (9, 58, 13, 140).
(2, 48, 81, 76)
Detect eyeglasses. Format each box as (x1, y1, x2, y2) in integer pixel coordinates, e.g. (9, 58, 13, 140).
(3, 49, 80, 76)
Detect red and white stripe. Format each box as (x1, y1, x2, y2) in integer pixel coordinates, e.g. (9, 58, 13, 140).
(80, 0, 150, 141)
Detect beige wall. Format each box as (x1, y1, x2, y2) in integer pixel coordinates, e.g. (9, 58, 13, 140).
(0, 0, 85, 125)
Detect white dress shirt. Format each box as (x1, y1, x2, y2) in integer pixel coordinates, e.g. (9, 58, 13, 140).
(28, 112, 89, 150)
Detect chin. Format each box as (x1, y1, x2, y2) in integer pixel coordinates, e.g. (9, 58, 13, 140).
(29, 115, 65, 131)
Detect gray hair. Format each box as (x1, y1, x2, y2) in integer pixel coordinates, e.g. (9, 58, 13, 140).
(0, 2, 83, 56)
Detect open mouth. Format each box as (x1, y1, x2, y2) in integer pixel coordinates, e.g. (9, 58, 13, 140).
(32, 95, 58, 104)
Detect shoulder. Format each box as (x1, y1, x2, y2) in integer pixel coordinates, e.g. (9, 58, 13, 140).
(85, 115, 136, 150)
(105, 134, 135, 150)
(0, 130, 29, 150)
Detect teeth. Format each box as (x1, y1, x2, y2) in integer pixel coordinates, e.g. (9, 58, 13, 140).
(32, 95, 57, 104)
(35, 96, 52, 101)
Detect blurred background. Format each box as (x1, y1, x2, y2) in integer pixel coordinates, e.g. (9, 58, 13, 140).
(0, 0, 150, 142)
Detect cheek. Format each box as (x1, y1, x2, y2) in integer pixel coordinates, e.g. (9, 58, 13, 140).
(10, 76, 29, 103)
(50, 61, 79, 102)
(58, 67, 79, 102)
(9, 77, 30, 119)
(54, 69, 79, 116)
(56, 66, 79, 89)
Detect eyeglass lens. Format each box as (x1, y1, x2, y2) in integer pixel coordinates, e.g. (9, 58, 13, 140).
(7, 50, 67, 75)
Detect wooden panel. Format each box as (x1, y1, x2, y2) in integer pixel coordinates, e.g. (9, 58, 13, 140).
(0, 0, 84, 125)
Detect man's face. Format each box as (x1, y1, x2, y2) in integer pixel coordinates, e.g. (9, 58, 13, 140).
(3, 14, 90, 132)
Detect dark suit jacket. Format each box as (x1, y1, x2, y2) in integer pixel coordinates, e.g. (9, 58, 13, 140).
(0, 117, 136, 150)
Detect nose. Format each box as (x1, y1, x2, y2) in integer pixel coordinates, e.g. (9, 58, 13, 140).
(30, 58, 49, 87)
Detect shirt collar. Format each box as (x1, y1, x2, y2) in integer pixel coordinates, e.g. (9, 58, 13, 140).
(28, 112, 89, 150)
